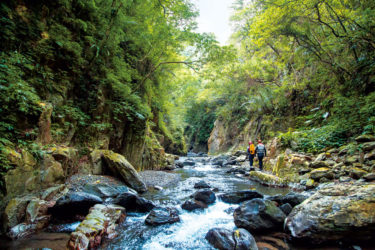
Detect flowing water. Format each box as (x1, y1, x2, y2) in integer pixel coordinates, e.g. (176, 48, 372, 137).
(100, 157, 290, 250)
(1, 157, 291, 250)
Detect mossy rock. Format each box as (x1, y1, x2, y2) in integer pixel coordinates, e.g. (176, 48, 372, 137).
(310, 167, 333, 181)
(350, 168, 368, 179)
(355, 134, 375, 143)
(248, 171, 288, 187)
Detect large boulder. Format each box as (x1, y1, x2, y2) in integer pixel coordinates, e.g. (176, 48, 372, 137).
(82, 182, 134, 199)
(233, 228, 258, 250)
(219, 190, 263, 204)
(145, 207, 180, 225)
(100, 150, 147, 193)
(285, 183, 375, 243)
(41, 154, 65, 185)
(67, 204, 125, 250)
(193, 190, 216, 205)
(4, 149, 45, 196)
(181, 200, 207, 211)
(233, 198, 286, 232)
(49, 192, 103, 220)
(205, 228, 235, 249)
(267, 192, 309, 207)
(205, 228, 258, 250)
(2, 197, 31, 232)
(4, 196, 54, 239)
(113, 193, 155, 213)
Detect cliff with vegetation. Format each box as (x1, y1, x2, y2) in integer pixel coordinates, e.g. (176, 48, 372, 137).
(0, 0, 213, 197)
(186, 0, 375, 155)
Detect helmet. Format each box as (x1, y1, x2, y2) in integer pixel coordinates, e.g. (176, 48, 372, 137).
(248, 141, 253, 145)
(258, 139, 262, 143)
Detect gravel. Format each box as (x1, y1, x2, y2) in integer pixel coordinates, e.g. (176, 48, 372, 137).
(139, 171, 180, 188)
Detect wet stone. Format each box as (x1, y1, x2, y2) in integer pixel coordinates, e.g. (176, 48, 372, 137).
(113, 193, 155, 213)
(145, 207, 180, 225)
(233, 198, 286, 232)
(194, 180, 211, 189)
(219, 190, 263, 204)
(193, 190, 216, 205)
(181, 200, 207, 211)
(279, 203, 293, 216)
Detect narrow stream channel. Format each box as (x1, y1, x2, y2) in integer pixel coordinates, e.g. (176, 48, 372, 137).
(101, 157, 290, 249)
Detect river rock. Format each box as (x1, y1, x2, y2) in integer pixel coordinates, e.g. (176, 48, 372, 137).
(205, 228, 235, 249)
(364, 150, 375, 161)
(248, 171, 287, 187)
(233, 150, 246, 157)
(233, 198, 286, 232)
(285, 183, 375, 243)
(145, 207, 180, 225)
(233, 228, 258, 250)
(8, 223, 38, 240)
(100, 150, 147, 193)
(211, 155, 228, 167)
(193, 190, 216, 205)
(219, 190, 263, 204)
(183, 160, 196, 166)
(235, 155, 247, 163)
(175, 161, 184, 168)
(181, 200, 207, 211)
(194, 180, 211, 189)
(267, 192, 309, 207)
(3, 197, 31, 231)
(41, 184, 67, 201)
(67, 204, 125, 250)
(363, 173, 375, 181)
(82, 182, 134, 199)
(26, 198, 49, 224)
(113, 193, 155, 213)
(52, 147, 78, 165)
(163, 165, 176, 171)
(279, 203, 293, 216)
(355, 134, 375, 143)
(309, 161, 329, 169)
(362, 141, 375, 152)
(345, 155, 359, 164)
(314, 152, 327, 162)
(49, 192, 103, 220)
(309, 168, 333, 181)
(350, 168, 368, 179)
(205, 228, 258, 250)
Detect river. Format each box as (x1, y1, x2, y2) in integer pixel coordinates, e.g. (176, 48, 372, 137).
(100, 157, 290, 249)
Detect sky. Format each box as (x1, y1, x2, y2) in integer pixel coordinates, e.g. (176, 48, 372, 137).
(194, 0, 236, 45)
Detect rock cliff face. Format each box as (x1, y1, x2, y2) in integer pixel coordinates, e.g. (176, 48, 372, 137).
(208, 116, 264, 154)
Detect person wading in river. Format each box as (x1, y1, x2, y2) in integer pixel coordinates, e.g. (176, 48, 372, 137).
(247, 141, 256, 171)
(255, 139, 267, 171)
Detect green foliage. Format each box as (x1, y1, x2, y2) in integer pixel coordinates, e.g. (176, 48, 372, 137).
(185, 100, 217, 146)
(278, 125, 348, 153)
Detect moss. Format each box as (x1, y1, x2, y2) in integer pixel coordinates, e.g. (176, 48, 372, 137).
(248, 171, 288, 186)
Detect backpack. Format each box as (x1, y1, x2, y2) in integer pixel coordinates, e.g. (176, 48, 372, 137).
(249, 144, 255, 154)
(257, 144, 265, 155)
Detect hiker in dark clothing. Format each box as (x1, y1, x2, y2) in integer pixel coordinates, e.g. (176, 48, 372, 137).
(247, 141, 255, 170)
(255, 140, 267, 171)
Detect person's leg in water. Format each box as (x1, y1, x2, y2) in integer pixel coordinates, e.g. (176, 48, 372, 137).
(258, 155, 264, 171)
(249, 154, 255, 171)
